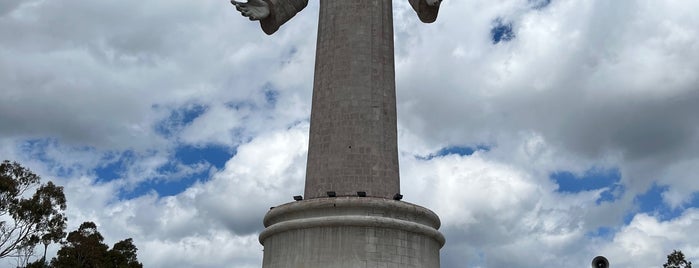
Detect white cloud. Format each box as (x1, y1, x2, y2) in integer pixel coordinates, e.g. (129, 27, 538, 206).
(396, 0, 699, 200)
(602, 210, 699, 267)
(401, 149, 609, 267)
(194, 123, 308, 235)
(139, 231, 261, 268)
(1, 0, 699, 267)
(9, 124, 309, 268)
(660, 158, 699, 209)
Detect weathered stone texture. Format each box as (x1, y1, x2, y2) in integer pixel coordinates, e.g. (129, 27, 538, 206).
(262, 226, 441, 268)
(259, 0, 309, 35)
(256, 0, 445, 267)
(304, 0, 400, 199)
(260, 198, 443, 268)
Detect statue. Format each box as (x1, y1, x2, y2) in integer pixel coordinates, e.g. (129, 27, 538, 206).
(229, 1, 446, 268)
(231, 0, 442, 35)
(228, 0, 444, 199)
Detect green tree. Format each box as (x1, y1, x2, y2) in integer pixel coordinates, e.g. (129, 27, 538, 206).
(51, 222, 108, 268)
(24, 258, 49, 268)
(664, 250, 693, 268)
(106, 238, 142, 268)
(51, 222, 142, 268)
(0, 160, 67, 262)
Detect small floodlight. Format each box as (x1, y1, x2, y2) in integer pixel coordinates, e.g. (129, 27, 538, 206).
(293, 195, 303, 201)
(327, 191, 337, 197)
(357, 191, 367, 197)
(393, 193, 403, 200)
(591, 256, 609, 268)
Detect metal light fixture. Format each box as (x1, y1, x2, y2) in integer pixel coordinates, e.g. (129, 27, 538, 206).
(591, 256, 609, 268)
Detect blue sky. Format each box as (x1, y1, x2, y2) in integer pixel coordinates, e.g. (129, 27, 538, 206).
(2, 0, 699, 267)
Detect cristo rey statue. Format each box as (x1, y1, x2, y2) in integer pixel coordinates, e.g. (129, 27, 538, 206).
(231, 1, 445, 267)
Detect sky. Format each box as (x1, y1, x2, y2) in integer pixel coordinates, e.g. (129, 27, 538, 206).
(1, 0, 699, 267)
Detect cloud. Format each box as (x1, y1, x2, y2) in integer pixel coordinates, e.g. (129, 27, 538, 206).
(400, 149, 610, 267)
(17, 124, 309, 267)
(193, 123, 308, 235)
(602, 210, 699, 267)
(1, 0, 699, 267)
(0, 0, 314, 152)
(139, 231, 261, 268)
(396, 0, 699, 199)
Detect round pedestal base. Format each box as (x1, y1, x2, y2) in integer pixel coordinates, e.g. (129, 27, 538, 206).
(260, 197, 444, 268)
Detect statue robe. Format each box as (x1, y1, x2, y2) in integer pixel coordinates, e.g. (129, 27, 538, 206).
(408, 0, 440, 23)
(259, 0, 441, 35)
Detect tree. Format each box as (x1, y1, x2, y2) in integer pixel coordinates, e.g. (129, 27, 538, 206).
(51, 222, 142, 268)
(0, 160, 67, 262)
(106, 238, 142, 268)
(51, 222, 108, 268)
(24, 258, 49, 268)
(664, 250, 693, 268)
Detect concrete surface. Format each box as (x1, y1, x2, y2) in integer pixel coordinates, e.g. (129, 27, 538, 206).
(260, 197, 444, 268)
(258, 1, 445, 267)
(304, 0, 400, 199)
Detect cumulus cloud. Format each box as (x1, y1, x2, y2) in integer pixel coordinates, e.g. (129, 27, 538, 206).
(10, 124, 309, 268)
(0, 0, 315, 151)
(401, 149, 601, 267)
(396, 0, 699, 206)
(602, 210, 699, 267)
(1, 0, 699, 267)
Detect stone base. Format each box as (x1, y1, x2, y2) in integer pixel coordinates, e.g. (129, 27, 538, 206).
(260, 197, 444, 268)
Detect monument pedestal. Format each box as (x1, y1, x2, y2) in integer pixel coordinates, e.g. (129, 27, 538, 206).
(233, 1, 447, 266)
(260, 197, 444, 268)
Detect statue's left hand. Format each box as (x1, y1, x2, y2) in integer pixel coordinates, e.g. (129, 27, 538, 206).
(231, 0, 270, 21)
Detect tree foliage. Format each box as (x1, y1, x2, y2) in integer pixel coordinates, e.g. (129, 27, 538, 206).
(51, 222, 142, 268)
(664, 250, 693, 268)
(0, 160, 67, 261)
(107, 238, 141, 268)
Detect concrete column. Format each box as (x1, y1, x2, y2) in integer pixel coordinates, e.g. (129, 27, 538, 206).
(260, 1, 444, 267)
(305, 0, 400, 199)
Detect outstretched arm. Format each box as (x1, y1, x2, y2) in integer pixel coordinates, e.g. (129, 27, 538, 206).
(232, 0, 270, 21)
(231, 0, 308, 35)
(409, 0, 442, 23)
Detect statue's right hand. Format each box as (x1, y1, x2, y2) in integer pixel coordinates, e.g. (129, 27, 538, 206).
(231, 0, 270, 21)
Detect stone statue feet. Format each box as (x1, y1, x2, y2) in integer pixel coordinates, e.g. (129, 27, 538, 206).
(231, 0, 270, 21)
